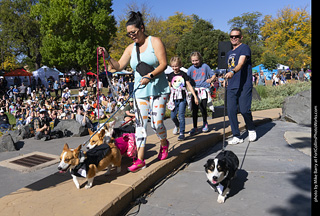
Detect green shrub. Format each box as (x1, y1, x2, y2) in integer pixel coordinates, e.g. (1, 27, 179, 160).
(254, 85, 268, 98)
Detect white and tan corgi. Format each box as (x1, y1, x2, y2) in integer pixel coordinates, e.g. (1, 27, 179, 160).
(58, 129, 122, 189)
(86, 120, 116, 150)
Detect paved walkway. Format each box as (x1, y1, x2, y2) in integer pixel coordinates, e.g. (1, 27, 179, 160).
(125, 120, 311, 216)
(0, 108, 286, 215)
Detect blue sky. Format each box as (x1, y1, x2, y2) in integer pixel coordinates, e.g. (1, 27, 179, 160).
(111, 0, 311, 32)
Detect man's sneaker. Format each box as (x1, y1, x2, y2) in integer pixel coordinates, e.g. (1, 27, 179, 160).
(41, 135, 50, 141)
(188, 128, 198, 136)
(158, 140, 169, 160)
(228, 137, 244, 145)
(248, 130, 257, 142)
(127, 159, 146, 172)
(202, 123, 209, 133)
(178, 134, 185, 141)
(173, 126, 179, 135)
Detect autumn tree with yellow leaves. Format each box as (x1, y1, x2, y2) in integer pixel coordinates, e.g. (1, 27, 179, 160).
(260, 7, 311, 70)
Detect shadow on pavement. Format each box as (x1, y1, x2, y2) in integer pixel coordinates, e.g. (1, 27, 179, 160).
(268, 167, 311, 216)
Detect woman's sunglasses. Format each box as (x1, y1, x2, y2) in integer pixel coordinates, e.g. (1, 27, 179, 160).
(126, 29, 140, 37)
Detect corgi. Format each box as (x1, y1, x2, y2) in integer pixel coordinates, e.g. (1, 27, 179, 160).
(58, 129, 122, 189)
(86, 120, 116, 150)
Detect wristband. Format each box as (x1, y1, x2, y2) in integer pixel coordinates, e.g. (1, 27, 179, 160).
(231, 70, 235, 74)
(149, 73, 154, 79)
(105, 55, 111, 61)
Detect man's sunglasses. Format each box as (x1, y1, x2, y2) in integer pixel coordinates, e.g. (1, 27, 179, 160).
(230, 35, 241, 39)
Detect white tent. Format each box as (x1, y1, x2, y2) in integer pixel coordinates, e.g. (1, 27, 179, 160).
(32, 66, 59, 88)
(277, 64, 289, 70)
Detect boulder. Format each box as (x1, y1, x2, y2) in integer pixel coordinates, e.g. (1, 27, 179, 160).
(7, 125, 32, 143)
(282, 89, 311, 126)
(53, 119, 88, 137)
(0, 134, 16, 152)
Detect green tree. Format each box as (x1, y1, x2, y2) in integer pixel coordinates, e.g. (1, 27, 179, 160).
(0, 54, 20, 71)
(160, 12, 195, 61)
(261, 51, 278, 71)
(176, 19, 228, 68)
(260, 6, 311, 69)
(109, 1, 196, 66)
(0, 0, 42, 70)
(33, 0, 116, 72)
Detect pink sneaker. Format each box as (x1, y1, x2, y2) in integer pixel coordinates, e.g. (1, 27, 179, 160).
(158, 140, 169, 160)
(127, 159, 146, 172)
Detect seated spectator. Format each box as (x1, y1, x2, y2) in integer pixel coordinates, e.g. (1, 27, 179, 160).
(82, 100, 91, 111)
(50, 110, 60, 128)
(9, 102, 17, 114)
(25, 111, 35, 126)
(94, 106, 106, 120)
(123, 98, 135, 125)
(33, 109, 52, 141)
(62, 88, 70, 100)
(14, 109, 26, 129)
(0, 109, 11, 132)
(78, 88, 85, 102)
(75, 106, 97, 131)
(83, 87, 88, 97)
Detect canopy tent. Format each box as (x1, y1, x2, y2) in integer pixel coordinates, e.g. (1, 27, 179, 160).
(32, 66, 59, 88)
(53, 67, 64, 76)
(3, 68, 32, 87)
(64, 68, 80, 76)
(252, 64, 289, 80)
(87, 72, 97, 76)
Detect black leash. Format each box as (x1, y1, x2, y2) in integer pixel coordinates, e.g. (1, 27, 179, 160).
(222, 77, 228, 152)
(82, 79, 149, 147)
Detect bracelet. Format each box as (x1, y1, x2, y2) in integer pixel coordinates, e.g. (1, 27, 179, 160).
(105, 55, 111, 61)
(230, 70, 235, 74)
(142, 76, 152, 81)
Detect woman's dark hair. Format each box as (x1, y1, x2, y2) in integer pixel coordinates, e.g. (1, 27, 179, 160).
(126, 11, 145, 29)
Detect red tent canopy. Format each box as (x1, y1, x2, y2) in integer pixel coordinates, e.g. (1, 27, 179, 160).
(3, 68, 32, 77)
(87, 72, 97, 76)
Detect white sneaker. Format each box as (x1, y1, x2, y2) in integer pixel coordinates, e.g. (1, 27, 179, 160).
(228, 137, 244, 145)
(173, 126, 179, 135)
(248, 130, 257, 142)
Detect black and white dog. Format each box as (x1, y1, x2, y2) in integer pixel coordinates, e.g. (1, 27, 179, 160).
(204, 150, 239, 203)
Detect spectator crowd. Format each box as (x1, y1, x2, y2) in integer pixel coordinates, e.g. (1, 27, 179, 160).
(0, 74, 135, 141)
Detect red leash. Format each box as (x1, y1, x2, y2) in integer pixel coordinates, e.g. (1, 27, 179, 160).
(96, 48, 101, 121)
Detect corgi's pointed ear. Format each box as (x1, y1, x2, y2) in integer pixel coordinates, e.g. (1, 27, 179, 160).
(110, 120, 116, 127)
(88, 129, 93, 135)
(75, 145, 82, 152)
(99, 129, 105, 139)
(63, 143, 69, 151)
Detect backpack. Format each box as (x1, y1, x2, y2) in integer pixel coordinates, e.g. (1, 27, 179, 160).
(114, 133, 137, 158)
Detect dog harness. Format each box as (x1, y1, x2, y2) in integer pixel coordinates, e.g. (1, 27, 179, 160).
(71, 144, 110, 178)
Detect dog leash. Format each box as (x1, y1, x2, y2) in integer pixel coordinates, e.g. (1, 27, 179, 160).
(222, 77, 228, 152)
(82, 73, 151, 147)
